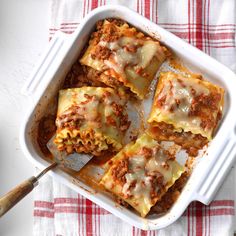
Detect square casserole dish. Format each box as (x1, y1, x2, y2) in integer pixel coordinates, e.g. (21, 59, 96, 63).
(20, 5, 236, 230)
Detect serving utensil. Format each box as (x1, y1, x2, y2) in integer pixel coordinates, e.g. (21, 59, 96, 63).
(0, 136, 92, 217)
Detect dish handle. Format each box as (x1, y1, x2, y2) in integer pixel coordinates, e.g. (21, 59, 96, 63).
(193, 134, 236, 205)
(21, 31, 71, 100)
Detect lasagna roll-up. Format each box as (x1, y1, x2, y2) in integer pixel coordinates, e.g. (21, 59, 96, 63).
(100, 133, 184, 217)
(80, 20, 167, 99)
(148, 72, 224, 141)
(54, 87, 130, 156)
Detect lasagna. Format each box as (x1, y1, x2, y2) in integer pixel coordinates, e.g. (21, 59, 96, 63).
(148, 72, 224, 153)
(100, 133, 184, 217)
(54, 87, 130, 156)
(37, 19, 226, 218)
(80, 20, 167, 99)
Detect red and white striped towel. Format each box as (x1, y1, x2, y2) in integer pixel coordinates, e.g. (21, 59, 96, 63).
(34, 0, 236, 235)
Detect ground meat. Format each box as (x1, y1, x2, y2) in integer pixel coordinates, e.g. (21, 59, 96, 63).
(119, 114, 131, 132)
(106, 18, 126, 26)
(57, 106, 84, 129)
(111, 159, 129, 184)
(191, 88, 196, 96)
(135, 67, 144, 75)
(106, 115, 117, 127)
(91, 45, 111, 60)
(83, 66, 124, 89)
(96, 20, 104, 30)
(149, 172, 189, 215)
(83, 66, 106, 86)
(63, 63, 107, 88)
(111, 102, 123, 116)
(124, 44, 137, 53)
(37, 115, 57, 157)
(101, 23, 120, 42)
(163, 149, 177, 161)
(138, 147, 153, 158)
(177, 78, 186, 88)
(156, 94, 167, 108)
(150, 174, 164, 198)
(105, 75, 123, 87)
(63, 62, 91, 88)
(91, 30, 102, 45)
(189, 92, 222, 130)
(148, 122, 208, 157)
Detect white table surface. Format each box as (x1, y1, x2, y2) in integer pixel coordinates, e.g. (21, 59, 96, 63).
(0, 1, 235, 236)
(0, 0, 49, 235)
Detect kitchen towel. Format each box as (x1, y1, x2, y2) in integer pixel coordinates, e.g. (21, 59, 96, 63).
(34, 0, 236, 235)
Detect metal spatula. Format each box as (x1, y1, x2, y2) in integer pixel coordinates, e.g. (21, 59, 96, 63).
(0, 135, 92, 217)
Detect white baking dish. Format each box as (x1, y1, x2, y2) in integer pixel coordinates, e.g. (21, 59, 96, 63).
(20, 5, 236, 230)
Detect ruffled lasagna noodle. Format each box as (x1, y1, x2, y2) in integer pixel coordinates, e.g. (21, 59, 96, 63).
(148, 72, 224, 145)
(100, 133, 184, 217)
(54, 87, 130, 156)
(80, 20, 167, 99)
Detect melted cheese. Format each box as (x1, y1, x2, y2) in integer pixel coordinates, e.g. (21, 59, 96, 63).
(146, 149, 172, 183)
(100, 133, 185, 217)
(54, 87, 129, 155)
(100, 37, 159, 78)
(122, 155, 154, 207)
(159, 73, 209, 127)
(80, 20, 167, 99)
(148, 72, 224, 139)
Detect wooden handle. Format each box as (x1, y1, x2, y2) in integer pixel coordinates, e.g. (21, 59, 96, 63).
(0, 176, 38, 217)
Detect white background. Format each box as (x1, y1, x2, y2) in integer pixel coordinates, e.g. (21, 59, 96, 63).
(0, 0, 49, 235)
(0, 1, 235, 236)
